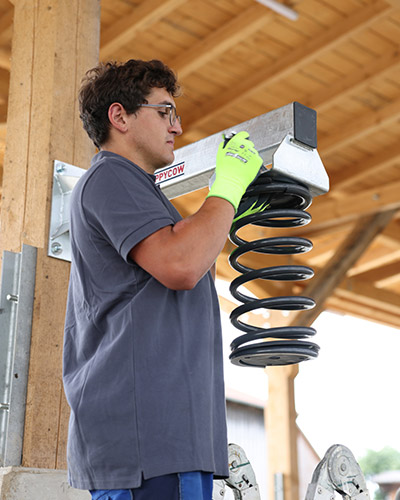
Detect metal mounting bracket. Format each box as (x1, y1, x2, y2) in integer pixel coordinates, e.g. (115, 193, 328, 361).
(48, 160, 86, 262)
(0, 244, 37, 466)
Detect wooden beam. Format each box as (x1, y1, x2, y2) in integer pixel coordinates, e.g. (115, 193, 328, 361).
(337, 277, 400, 315)
(319, 95, 400, 156)
(378, 220, 400, 249)
(0, 8, 14, 45)
(349, 261, 400, 288)
(183, 1, 390, 132)
(0, 66, 10, 98)
(347, 248, 400, 277)
(331, 142, 400, 195)
(265, 363, 299, 500)
(290, 209, 397, 328)
(1, 0, 99, 470)
(326, 295, 400, 329)
(308, 182, 400, 231)
(170, 4, 273, 79)
(0, 46, 11, 71)
(100, 0, 187, 61)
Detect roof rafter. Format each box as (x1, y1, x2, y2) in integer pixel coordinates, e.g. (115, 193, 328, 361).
(0, 47, 11, 71)
(100, 0, 188, 61)
(336, 277, 400, 316)
(0, 8, 13, 46)
(289, 209, 396, 327)
(308, 181, 400, 230)
(353, 260, 400, 287)
(327, 295, 400, 328)
(183, 0, 391, 133)
(348, 247, 400, 276)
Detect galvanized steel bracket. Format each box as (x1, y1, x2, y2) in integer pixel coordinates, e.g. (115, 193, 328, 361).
(0, 244, 37, 466)
(48, 160, 86, 262)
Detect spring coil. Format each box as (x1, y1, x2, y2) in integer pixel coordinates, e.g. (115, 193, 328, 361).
(228, 172, 320, 367)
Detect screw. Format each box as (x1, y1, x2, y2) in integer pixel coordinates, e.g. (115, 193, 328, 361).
(56, 162, 65, 173)
(318, 487, 322, 494)
(51, 242, 63, 255)
(6, 293, 18, 303)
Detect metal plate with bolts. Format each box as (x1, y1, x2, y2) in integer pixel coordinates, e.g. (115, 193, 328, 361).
(48, 160, 86, 262)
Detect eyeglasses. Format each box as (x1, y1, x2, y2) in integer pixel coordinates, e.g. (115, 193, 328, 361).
(137, 103, 181, 127)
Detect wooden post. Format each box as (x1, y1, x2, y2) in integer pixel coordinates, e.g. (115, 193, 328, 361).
(0, 0, 99, 469)
(266, 363, 299, 500)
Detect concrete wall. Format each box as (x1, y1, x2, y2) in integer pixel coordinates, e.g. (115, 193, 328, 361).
(0, 467, 90, 500)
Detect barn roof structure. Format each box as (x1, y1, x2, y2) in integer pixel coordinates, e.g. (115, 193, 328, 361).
(1, 0, 399, 327)
(0, 1, 399, 499)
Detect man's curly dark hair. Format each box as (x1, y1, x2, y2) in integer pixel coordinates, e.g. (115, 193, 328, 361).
(78, 59, 180, 149)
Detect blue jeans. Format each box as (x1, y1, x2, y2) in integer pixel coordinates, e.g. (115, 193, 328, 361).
(90, 471, 213, 500)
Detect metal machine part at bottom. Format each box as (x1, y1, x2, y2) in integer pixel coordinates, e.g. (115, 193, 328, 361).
(213, 443, 261, 500)
(305, 444, 370, 500)
(212, 443, 370, 500)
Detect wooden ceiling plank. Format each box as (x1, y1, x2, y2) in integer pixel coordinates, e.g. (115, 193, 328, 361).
(305, 47, 400, 112)
(319, 95, 400, 155)
(331, 141, 400, 194)
(99, 0, 188, 61)
(289, 209, 397, 327)
(170, 4, 272, 79)
(184, 0, 391, 132)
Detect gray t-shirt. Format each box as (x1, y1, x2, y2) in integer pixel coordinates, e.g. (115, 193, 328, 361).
(63, 151, 229, 490)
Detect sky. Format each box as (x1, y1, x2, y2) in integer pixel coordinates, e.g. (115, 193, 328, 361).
(216, 279, 400, 462)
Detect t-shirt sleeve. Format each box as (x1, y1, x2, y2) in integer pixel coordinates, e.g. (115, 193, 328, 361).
(80, 161, 176, 262)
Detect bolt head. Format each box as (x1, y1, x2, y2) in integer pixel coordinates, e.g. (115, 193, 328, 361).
(51, 242, 63, 255)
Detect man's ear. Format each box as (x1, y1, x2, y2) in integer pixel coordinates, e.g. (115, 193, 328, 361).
(108, 103, 129, 132)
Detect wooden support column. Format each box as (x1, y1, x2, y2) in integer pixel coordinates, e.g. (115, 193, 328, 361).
(265, 209, 396, 500)
(0, 0, 99, 469)
(266, 361, 299, 500)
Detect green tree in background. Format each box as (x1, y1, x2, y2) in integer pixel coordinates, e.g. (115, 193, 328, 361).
(358, 447, 400, 500)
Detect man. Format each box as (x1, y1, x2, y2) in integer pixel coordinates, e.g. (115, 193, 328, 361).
(63, 59, 263, 500)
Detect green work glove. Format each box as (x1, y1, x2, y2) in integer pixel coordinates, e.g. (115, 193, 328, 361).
(231, 188, 271, 229)
(207, 131, 263, 211)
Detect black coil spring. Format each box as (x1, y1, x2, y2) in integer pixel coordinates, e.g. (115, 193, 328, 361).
(228, 172, 320, 367)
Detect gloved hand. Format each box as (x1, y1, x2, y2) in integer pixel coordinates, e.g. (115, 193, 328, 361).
(206, 131, 263, 211)
(231, 191, 271, 230)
